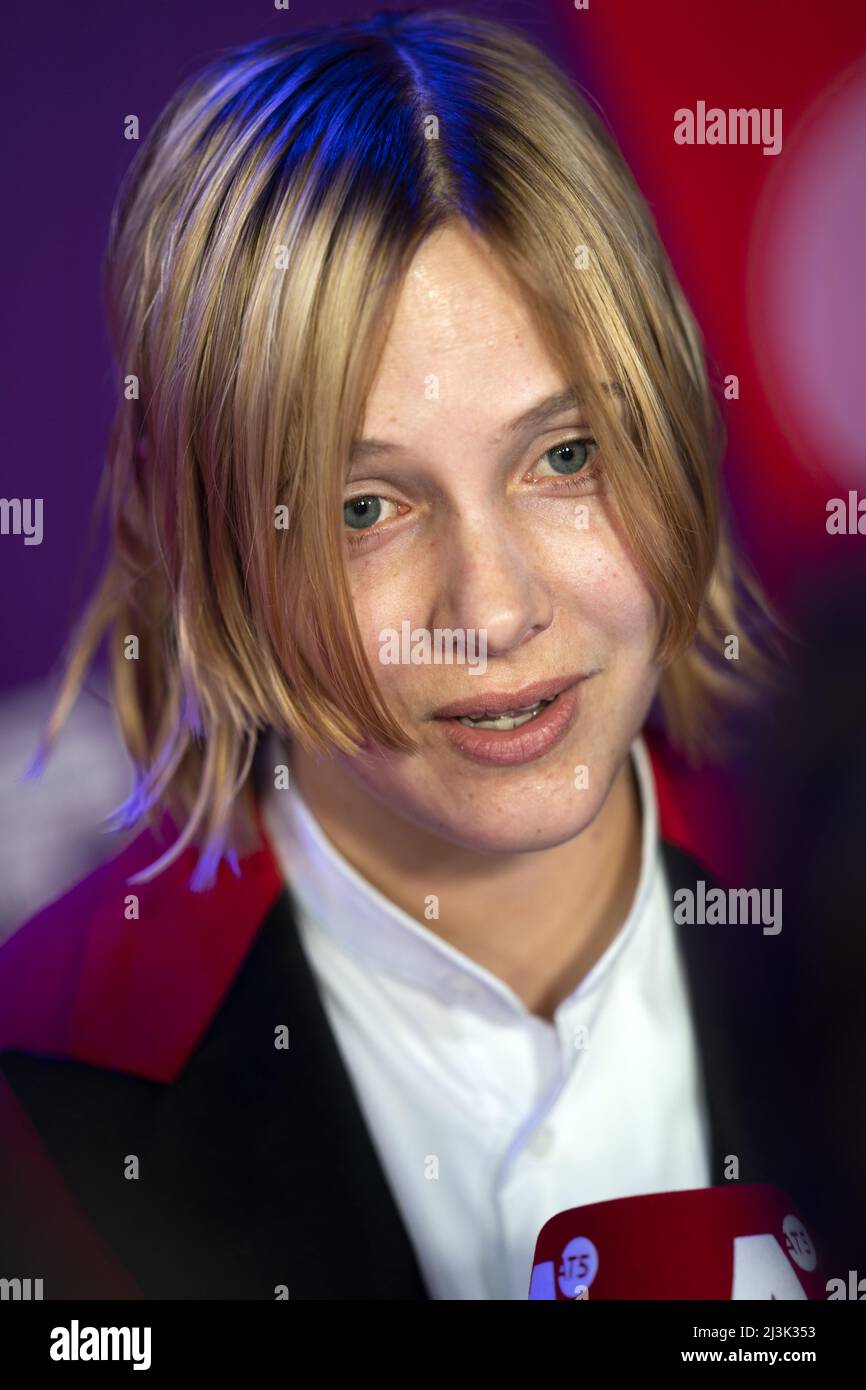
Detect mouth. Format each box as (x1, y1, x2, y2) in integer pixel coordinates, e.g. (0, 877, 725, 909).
(452, 696, 556, 731)
(431, 673, 583, 723)
(429, 673, 590, 768)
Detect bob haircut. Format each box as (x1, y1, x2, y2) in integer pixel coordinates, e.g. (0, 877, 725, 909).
(35, 7, 769, 888)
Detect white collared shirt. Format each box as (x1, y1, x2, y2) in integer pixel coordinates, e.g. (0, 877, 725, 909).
(261, 734, 713, 1300)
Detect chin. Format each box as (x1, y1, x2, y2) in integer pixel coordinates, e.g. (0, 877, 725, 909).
(421, 785, 612, 856)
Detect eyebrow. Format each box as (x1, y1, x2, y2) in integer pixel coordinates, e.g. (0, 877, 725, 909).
(348, 382, 623, 464)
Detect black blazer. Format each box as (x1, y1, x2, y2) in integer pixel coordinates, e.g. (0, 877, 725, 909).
(0, 815, 840, 1299)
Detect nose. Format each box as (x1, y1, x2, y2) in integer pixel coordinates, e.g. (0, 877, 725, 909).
(429, 508, 554, 658)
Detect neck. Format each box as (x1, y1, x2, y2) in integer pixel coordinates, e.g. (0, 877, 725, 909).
(285, 745, 643, 1022)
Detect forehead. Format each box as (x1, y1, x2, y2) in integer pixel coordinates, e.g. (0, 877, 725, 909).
(360, 224, 569, 430)
(388, 224, 530, 339)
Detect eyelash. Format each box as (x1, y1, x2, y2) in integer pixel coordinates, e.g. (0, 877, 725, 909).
(343, 435, 602, 549)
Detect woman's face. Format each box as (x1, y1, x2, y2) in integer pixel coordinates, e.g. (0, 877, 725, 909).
(320, 223, 662, 853)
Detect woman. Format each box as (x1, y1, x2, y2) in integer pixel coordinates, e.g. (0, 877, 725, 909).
(0, 8, 781, 1300)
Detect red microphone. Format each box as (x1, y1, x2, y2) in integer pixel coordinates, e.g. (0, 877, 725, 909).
(528, 1185, 826, 1299)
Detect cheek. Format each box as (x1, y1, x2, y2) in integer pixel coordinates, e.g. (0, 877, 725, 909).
(347, 550, 428, 677)
(539, 514, 659, 650)
(581, 554, 657, 647)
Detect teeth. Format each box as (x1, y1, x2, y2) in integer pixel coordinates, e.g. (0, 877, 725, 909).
(457, 697, 552, 730)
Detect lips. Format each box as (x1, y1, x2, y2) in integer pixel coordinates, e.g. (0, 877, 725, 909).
(433, 675, 589, 772)
(431, 673, 583, 721)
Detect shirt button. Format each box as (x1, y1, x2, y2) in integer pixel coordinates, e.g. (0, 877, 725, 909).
(529, 1125, 554, 1157)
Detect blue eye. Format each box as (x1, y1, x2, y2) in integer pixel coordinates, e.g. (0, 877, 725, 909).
(543, 438, 596, 474)
(344, 496, 383, 530)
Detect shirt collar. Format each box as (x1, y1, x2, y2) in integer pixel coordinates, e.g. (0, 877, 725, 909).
(261, 732, 660, 1018)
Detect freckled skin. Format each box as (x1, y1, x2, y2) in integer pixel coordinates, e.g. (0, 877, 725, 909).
(293, 223, 661, 864)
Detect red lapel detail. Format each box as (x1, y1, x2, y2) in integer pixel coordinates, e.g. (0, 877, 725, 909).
(0, 807, 284, 1083)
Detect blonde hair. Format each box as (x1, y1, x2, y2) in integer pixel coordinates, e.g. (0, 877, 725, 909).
(34, 8, 772, 887)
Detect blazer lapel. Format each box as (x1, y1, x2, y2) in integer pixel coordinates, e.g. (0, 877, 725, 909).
(111, 883, 431, 1299)
(662, 839, 785, 1193)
